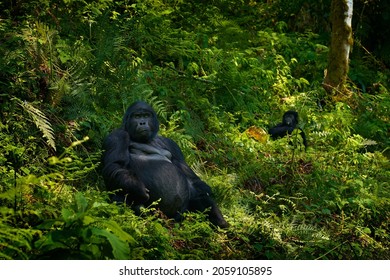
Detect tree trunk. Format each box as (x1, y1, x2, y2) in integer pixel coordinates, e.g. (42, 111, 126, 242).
(323, 0, 353, 98)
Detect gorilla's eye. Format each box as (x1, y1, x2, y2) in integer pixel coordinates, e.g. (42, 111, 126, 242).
(132, 112, 151, 119)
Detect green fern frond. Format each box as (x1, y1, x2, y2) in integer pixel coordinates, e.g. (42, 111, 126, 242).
(144, 92, 168, 120)
(0, 220, 36, 259)
(292, 224, 329, 242)
(17, 99, 56, 151)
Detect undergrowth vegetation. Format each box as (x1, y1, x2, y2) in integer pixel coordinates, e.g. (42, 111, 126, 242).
(1, 0, 389, 260)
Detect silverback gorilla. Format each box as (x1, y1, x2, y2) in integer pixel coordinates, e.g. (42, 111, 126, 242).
(269, 110, 307, 148)
(102, 101, 228, 228)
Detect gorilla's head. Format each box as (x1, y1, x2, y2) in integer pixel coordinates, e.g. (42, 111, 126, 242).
(282, 110, 298, 128)
(123, 101, 159, 143)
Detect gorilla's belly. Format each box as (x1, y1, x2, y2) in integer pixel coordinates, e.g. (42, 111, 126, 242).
(132, 159, 190, 217)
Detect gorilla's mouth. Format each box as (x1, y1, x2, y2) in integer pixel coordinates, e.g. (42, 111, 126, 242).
(137, 128, 150, 134)
(135, 130, 151, 143)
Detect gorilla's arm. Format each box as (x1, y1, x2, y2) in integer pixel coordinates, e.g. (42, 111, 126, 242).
(269, 124, 307, 148)
(298, 128, 308, 148)
(102, 129, 150, 202)
(269, 123, 294, 139)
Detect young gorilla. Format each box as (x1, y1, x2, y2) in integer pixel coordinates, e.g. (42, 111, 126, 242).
(269, 110, 307, 148)
(102, 101, 228, 228)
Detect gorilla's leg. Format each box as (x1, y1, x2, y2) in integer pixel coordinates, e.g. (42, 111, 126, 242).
(189, 183, 228, 228)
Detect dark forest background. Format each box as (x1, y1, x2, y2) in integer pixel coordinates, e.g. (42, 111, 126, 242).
(0, 0, 389, 260)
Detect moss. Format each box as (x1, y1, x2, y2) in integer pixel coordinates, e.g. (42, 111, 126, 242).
(323, 0, 353, 97)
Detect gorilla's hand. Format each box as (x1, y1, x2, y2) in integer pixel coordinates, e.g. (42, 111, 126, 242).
(125, 178, 150, 202)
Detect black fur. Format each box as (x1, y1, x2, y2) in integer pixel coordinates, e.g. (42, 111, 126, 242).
(269, 110, 307, 148)
(102, 101, 228, 227)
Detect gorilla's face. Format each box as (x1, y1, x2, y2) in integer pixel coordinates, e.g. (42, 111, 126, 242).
(123, 101, 159, 143)
(283, 111, 298, 127)
(129, 110, 154, 142)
